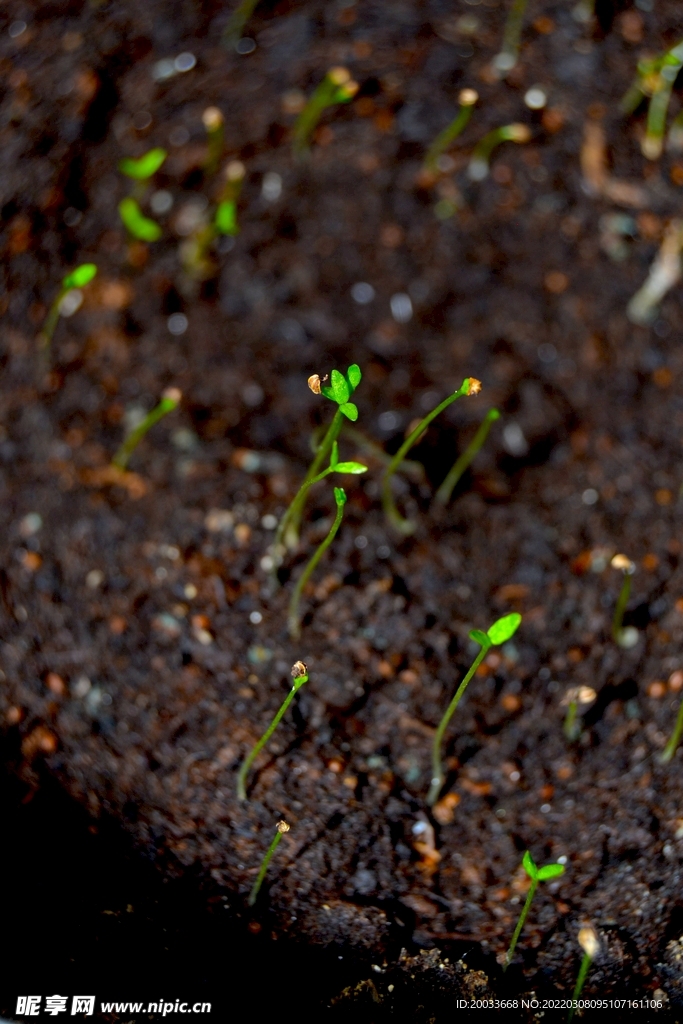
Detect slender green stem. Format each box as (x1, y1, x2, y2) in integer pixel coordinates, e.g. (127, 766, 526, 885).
(112, 390, 180, 470)
(436, 408, 500, 505)
(563, 700, 579, 742)
(224, 0, 260, 46)
(494, 0, 529, 74)
(424, 96, 477, 174)
(612, 573, 632, 643)
(288, 490, 346, 639)
(568, 953, 592, 1023)
(277, 408, 343, 552)
(468, 124, 531, 181)
(382, 379, 472, 535)
(504, 878, 538, 971)
(427, 638, 491, 806)
(661, 697, 683, 763)
(292, 71, 358, 159)
(39, 289, 67, 350)
(237, 673, 309, 801)
(248, 820, 290, 906)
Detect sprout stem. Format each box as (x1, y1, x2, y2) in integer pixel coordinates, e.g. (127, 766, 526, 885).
(112, 388, 181, 470)
(202, 107, 225, 176)
(39, 264, 97, 351)
(436, 407, 500, 505)
(568, 951, 592, 1023)
(424, 90, 478, 174)
(492, 0, 529, 76)
(467, 124, 531, 181)
(382, 378, 474, 535)
(661, 697, 683, 763)
(504, 851, 565, 971)
(237, 664, 309, 801)
(504, 877, 537, 971)
(563, 700, 579, 742)
(427, 636, 491, 806)
(292, 68, 359, 159)
(288, 488, 347, 639)
(248, 820, 290, 907)
(277, 408, 344, 552)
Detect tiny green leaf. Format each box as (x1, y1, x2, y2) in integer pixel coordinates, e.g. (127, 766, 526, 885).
(346, 364, 362, 390)
(215, 200, 238, 235)
(487, 612, 522, 646)
(468, 628, 490, 647)
(522, 850, 538, 880)
(330, 369, 350, 405)
(537, 863, 565, 881)
(320, 384, 335, 401)
(339, 402, 358, 421)
(334, 461, 368, 474)
(63, 263, 97, 290)
(118, 198, 162, 242)
(334, 486, 347, 506)
(119, 148, 167, 180)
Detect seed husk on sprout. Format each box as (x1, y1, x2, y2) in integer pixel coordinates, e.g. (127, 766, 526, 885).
(468, 124, 531, 181)
(568, 925, 600, 1022)
(562, 686, 597, 742)
(292, 67, 359, 159)
(423, 88, 479, 177)
(610, 553, 636, 646)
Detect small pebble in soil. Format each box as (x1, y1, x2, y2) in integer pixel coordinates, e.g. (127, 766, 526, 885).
(390, 293, 413, 323)
(8, 20, 27, 38)
(617, 626, 639, 649)
(19, 513, 42, 538)
(524, 87, 547, 110)
(184, 584, 198, 599)
(174, 52, 196, 73)
(581, 487, 598, 505)
(249, 611, 263, 624)
(355, 535, 368, 549)
(261, 173, 282, 202)
(167, 313, 188, 336)
(86, 569, 104, 589)
(351, 282, 375, 304)
(150, 190, 173, 214)
(503, 423, 529, 457)
(235, 38, 256, 55)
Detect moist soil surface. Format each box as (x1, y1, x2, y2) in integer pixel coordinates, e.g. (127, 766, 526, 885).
(2, 0, 683, 1017)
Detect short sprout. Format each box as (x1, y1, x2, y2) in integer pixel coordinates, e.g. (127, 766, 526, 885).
(118, 197, 162, 242)
(468, 124, 531, 182)
(610, 553, 635, 645)
(504, 851, 565, 971)
(436, 407, 500, 505)
(292, 67, 359, 158)
(111, 387, 181, 470)
(248, 820, 291, 907)
(423, 89, 479, 176)
(40, 263, 98, 350)
(562, 686, 597, 742)
(568, 925, 600, 1022)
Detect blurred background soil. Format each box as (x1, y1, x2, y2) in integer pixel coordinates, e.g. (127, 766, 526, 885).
(2, 0, 683, 1018)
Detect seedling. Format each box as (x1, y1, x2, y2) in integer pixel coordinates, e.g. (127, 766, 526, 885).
(427, 612, 521, 806)
(292, 67, 359, 159)
(467, 124, 531, 181)
(661, 695, 683, 763)
(39, 263, 97, 350)
(111, 387, 181, 470)
(382, 377, 480, 536)
(562, 686, 597, 742)
(275, 365, 362, 552)
(435, 407, 500, 505)
(503, 851, 565, 971)
(237, 661, 309, 801)
(202, 107, 224, 176)
(224, 0, 260, 48)
(118, 147, 167, 241)
(622, 41, 683, 160)
(627, 219, 683, 325)
(568, 925, 599, 1022)
(610, 553, 636, 646)
(248, 820, 290, 907)
(424, 89, 479, 175)
(181, 160, 246, 280)
(491, 0, 530, 77)
(288, 487, 348, 639)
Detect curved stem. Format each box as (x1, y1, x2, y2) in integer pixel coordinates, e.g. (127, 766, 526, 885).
(504, 879, 538, 971)
(612, 573, 632, 642)
(661, 697, 683, 763)
(427, 638, 490, 806)
(425, 105, 474, 173)
(39, 290, 66, 350)
(112, 394, 179, 470)
(382, 379, 471, 535)
(248, 828, 284, 906)
(236, 673, 309, 801)
(288, 495, 346, 639)
(435, 408, 500, 505)
(277, 408, 343, 552)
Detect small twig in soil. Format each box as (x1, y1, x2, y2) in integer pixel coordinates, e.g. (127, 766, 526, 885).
(468, 124, 531, 181)
(423, 89, 479, 176)
(568, 925, 599, 1022)
(382, 378, 479, 536)
(427, 612, 521, 806)
(610, 553, 637, 648)
(435, 407, 500, 506)
(504, 850, 565, 971)
(248, 819, 290, 907)
(118, 147, 167, 242)
(562, 686, 597, 743)
(39, 263, 97, 351)
(292, 67, 359, 159)
(660, 694, 683, 763)
(274, 365, 362, 554)
(237, 662, 309, 801)
(491, 0, 529, 78)
(111, 388, 181, 470)
(288, 487, 348, 640)
(202, 107, 224, 177)
(627, 220, 683, 325)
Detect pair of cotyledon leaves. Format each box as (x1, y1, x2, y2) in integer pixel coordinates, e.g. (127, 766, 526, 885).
(469, 611, 521, 650)
(62, 263, 97, 292)
(522, 850, 565, 882)
(320, 364, 361, 421)
(119, 148, 167, 180)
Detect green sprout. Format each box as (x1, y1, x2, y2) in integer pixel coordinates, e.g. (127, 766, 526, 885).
(288, 486, 348, 640)
(568, 925, 599, 1022)
(248, 819, 290, 907)
(491, 0, 530, 77)
(224, 0, 260, 48)
(382, 377, 480, 536)
(468, 124, 531, 181)
(562, 686, 597, 743)
(435, 407, 500, 506)
(275, 365, 362, 553)
(427, 612, 521, 806)
(181, 160, 245, 280)
(292, 67, 359, 159)
(661, 693, 683, 763)
(610, 554, 637, 647)
(118, 147, 167, 241)
(202, 107, 225, 176)
(504, 851, 565, 971)
(622, 41, 683, 160)
(424, 89, 479, 176)
(111, 387, 181, 470)
(39, 263, 97, 350)
(237, 661, 309, 801)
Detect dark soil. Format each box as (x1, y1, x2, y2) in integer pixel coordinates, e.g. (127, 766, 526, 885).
(2, 0, 683, 1017)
